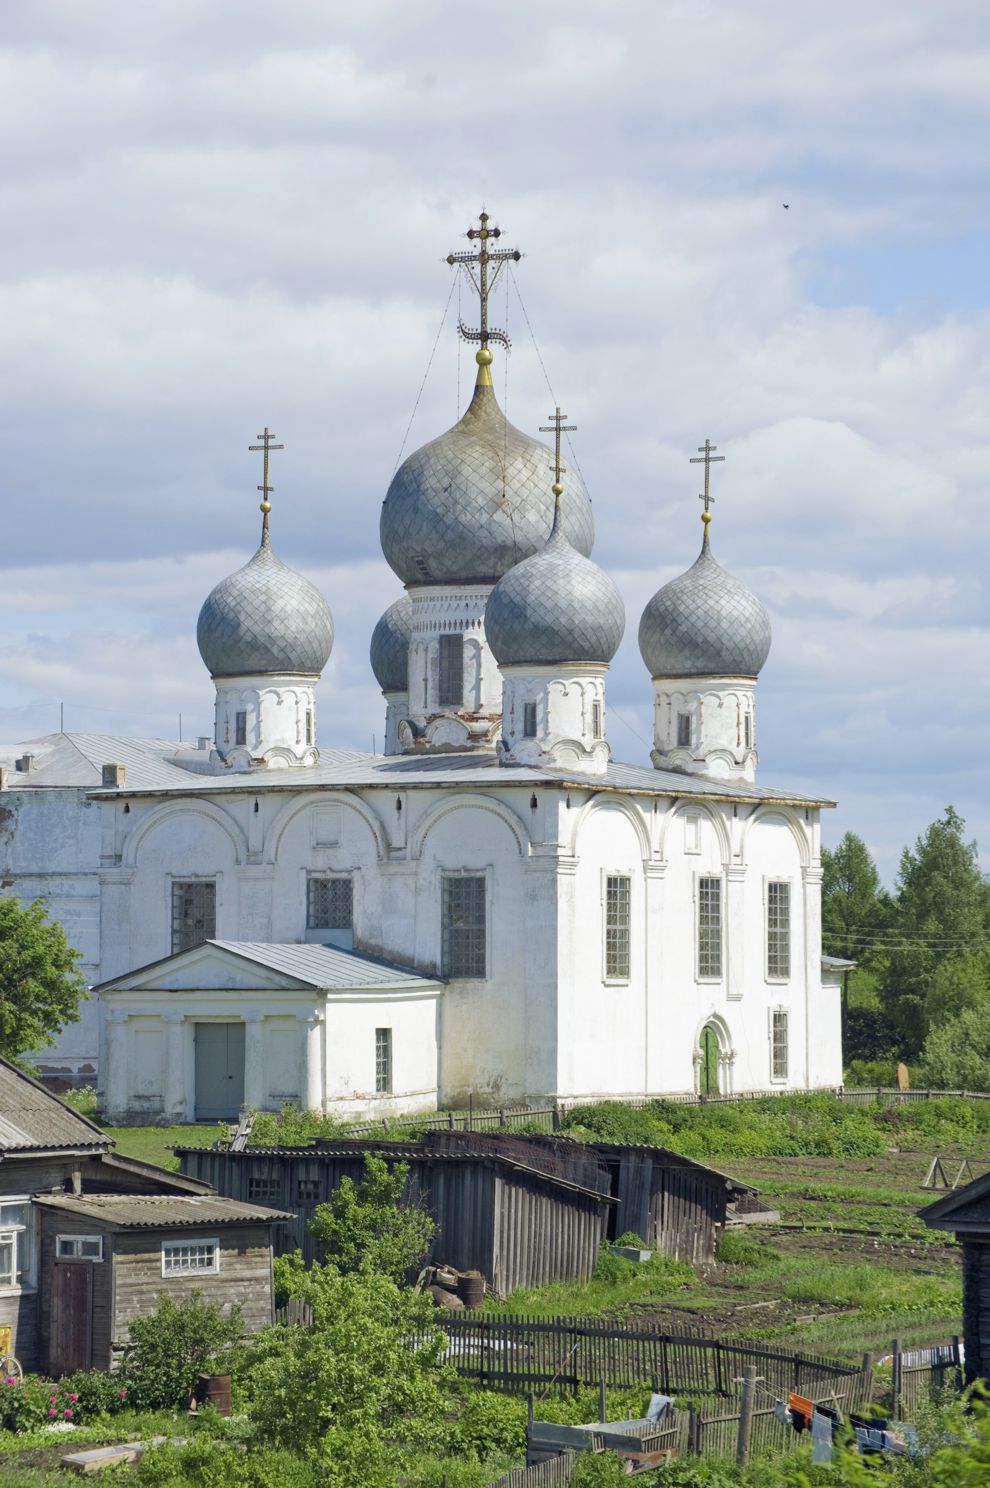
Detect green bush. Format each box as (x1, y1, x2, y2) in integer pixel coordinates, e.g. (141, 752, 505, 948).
(124, 1292, 243, 1410)
(715, 1230, 777, 1269)
(249, 1104, 347, 1146)
(843, 1059, 899, 1087)
(308, 1153, 435, 1281)
(134, 1437, 319, 1488)
(448, 1390, 527, 1461)
(272, 1248, 307, 1308)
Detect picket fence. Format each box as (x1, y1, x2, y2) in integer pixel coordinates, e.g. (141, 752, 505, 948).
(491, 1457, 575, 1488)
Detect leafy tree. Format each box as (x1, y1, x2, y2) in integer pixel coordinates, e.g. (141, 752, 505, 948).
(0, 896, 87, 1059)
(879, 808, 990, 1056)
(245, 1265, 450, 1486)
(308, 1154, 435, 1282)
(821, 831, 891, 969)
(922, 1006, 990, 1091)
(124, 1291, 243, 1409)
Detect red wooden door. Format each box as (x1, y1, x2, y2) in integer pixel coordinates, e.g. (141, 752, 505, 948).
(49, 1263, 92, 1374)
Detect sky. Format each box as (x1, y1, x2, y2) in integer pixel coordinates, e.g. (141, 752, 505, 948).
(1, 0, 988, 884)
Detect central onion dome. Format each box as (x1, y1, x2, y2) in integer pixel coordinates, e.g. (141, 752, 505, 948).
(197, 531, 334, 678)
(381, 364, 595, 585)
(370, 594, 412, 693)
(486, 504, 625, 666)
(638, 527, 771, 678)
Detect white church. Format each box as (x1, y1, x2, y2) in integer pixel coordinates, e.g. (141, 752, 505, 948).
(0, 216, 845, 1123)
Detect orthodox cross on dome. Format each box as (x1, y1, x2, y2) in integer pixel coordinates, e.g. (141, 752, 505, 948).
(690, 438, 725, 530)
(446, 210, 521, 362)
(540, 407, 577, 509)
(249, 427, 285, 537)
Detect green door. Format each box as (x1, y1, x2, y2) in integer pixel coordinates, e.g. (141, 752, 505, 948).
(194, 1023, 245, 1121)
(699, 1025, 720, 1097)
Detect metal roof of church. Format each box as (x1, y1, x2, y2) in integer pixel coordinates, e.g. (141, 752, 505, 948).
(1, 732, 833, 807)
(93, 940, 441, 994)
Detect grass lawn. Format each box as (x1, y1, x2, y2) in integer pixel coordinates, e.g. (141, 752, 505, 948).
(104, 1124, 219, 1172)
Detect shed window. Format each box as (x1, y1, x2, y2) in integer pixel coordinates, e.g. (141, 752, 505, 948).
(161, 1238, 219, 1276)
(0, 1200, 34, 1289)
(376, 1027, 393, 1094)
(697, 877, 722, 979)
(677, 712, 691, 747)
(307, 876, 353, 931)
(57, 1235, 103, 1261)
(771, 1009, 789, 1081)
(441, 874, 487, 979)
(297, 1178, 320, 1204)
(248, 1177, 283, 1205)
(235, 711, 247, 746)
(438, 634, 464, 707)
(523, 701, 537, 738)
(171, 880, 216, 954)
(767, 881, 791, 979)
(604, 875, 631, 980)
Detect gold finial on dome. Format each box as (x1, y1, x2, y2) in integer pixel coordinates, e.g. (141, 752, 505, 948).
(447, 210, 521, 374)
(690, 438, 725, 533)
(249, 426, 284, 538)
(540, 406, 577, 515)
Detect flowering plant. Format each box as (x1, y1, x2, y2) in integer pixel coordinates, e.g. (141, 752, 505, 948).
(0, 1370, 131, 1431)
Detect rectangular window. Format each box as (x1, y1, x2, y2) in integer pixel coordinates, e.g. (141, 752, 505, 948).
(376, 1028, 393, 1094)
(677, 712, 691, 747)
(592, 701, 602, 738)
(248, 1177, 283, 1205)
(441, 874, 487, 979)
(771, 1009, 789, 1080)
(744, 713, 752, 749)
(0, 1200, 34, 1290)
(235, 710, 247, 746)
(767, 881, 791, 979)
(307, 876, 353, 931)
(523, 701, 537, 738)
(438, 634, 464, 707)
(604, 875, 631, 980)
(697, 876, 722, 979)
(297, 1178, 320, 1204)
(171, 880, 216, 955)
(162, 1238, 219, 1277)
(56, 1235, 103, 1261)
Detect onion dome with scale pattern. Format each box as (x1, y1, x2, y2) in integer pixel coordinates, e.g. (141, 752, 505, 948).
(638, 526, 771, 679)
(381, 362, 595, 586)
(197, 529, 334, 679)
(485, 500, 625, 667)
(370, 594, 412, 693)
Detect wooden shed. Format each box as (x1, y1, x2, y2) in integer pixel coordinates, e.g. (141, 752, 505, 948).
(0, 1056, 287, 1373)
(178, 1133, 612, 1295)
(920, 1173, 990, 1382)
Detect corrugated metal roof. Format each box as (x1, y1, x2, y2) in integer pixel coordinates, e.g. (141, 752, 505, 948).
(210, 942, 442, 990)
(33, 1194, 292, 1227)
(0, 1057, 110, 1153)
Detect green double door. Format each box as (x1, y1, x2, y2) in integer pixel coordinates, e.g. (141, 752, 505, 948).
(698, 1025, 720, 1097)
(194, 1023, 245, 1121)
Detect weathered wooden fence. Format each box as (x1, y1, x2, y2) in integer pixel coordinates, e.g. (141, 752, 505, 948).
(880, 1339, 965, 1415)
(417, 1314, 873, 1405)
(491, 1456, 576, 1488)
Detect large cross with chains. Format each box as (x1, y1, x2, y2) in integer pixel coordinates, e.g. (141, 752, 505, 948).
(249, 427, 284, 535)
(446, 210, 521, 356)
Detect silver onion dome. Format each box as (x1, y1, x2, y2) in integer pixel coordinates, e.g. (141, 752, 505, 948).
(197, 532, 334, 678)
(486, 513, 625, 667)
(638, 529, 771, 678)
(370, 594, 412, 693)
(381, 368, 595, 585)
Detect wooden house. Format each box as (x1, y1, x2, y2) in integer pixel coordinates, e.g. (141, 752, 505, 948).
(920, 1173, 990, 1382)
(178, 1132, 613, 1294)
(0, 1057, 288, 1373)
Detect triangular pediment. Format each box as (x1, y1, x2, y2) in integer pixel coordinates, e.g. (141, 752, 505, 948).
(97, 942, 311, 995)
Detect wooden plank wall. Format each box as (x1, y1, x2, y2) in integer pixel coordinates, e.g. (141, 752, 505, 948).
(961, 1239, 990, 1384)
(38, 1213, 113, 1371)
(494, 1177, 600, 1295)
(111, 1224, 275, 1346)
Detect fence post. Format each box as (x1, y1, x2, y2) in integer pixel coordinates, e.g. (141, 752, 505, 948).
(599, 1379, 607, 1423)
(952, 1335, 962, 1390)
(737, 1365, 757, 1468)
(688, 1404, 699, 1456)
(891, 1339, 902, 1420)
(714, 1339, 724, 1395)
(859, 1351, 875, 1406)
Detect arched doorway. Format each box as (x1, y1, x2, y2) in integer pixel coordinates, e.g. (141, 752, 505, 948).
(698, 1023, 721, 1097)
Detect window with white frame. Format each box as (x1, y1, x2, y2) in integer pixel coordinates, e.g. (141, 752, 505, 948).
(604, 875, 631, 980)
(523, 701, 537, 738)
(771, 1009, 789, 1080)
(171, 880, 216, 954)
(307, 876, 353, 931)
(0, 1200, 34, 1289)
(376, 1027, 393, 1094)
(766, 880, 791, 979)
(592, 701, 603, 739)
(438, 634, 464, 707)
(235, 710, 247, 746)
(677, 712, 691, 747)
(441, 874, 487, 979)
(744, 713, 752, 749)
(56, 1235, 103, 1261)
(161, 1238, 219, 1277)
(697, 877, 723, 979)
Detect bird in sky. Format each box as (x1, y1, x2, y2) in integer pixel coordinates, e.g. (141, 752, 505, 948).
(782, 203, 790, 209)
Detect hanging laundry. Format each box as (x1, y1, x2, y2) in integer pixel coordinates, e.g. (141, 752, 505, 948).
(773, 1401, 793, 1428)
(788, 1392, 815, 1433)
(811, 1410, 833, 1466)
